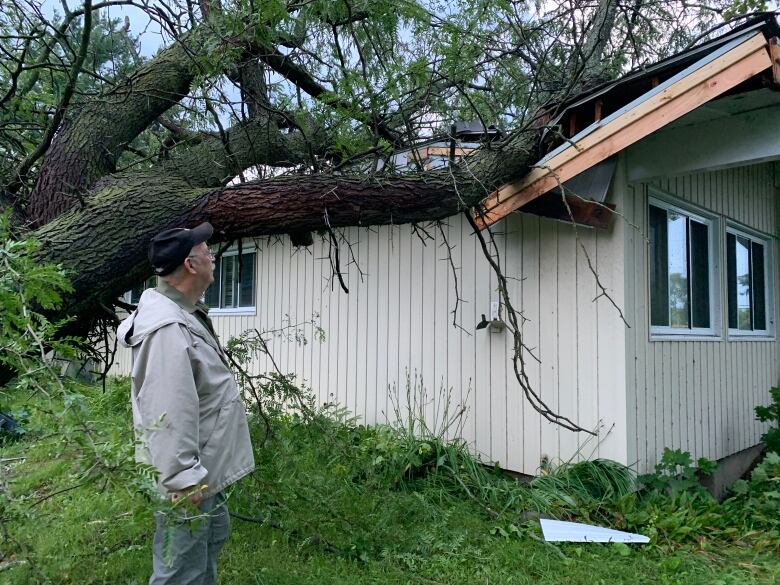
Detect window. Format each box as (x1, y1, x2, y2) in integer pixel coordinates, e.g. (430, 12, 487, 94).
(727, 227, 770, 335)
(649, 197, 716, 335)
(204, 249, 256, 311)
(127, 276, 157, 304)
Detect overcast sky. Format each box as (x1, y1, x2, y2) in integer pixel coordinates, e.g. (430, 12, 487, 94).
(39, 0, 166, 57)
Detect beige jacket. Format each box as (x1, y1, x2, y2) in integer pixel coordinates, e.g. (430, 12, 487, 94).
(117, 287, 255, 499)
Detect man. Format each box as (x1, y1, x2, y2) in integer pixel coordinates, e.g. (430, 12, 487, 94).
(118, 222, 255, 585)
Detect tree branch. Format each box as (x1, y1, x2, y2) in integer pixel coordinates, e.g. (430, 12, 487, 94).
(5, 0, 94, 196)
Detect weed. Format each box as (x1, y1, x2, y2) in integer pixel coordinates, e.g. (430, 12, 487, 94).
(755, 386, 780, 454)
(638, 448, 717, 497)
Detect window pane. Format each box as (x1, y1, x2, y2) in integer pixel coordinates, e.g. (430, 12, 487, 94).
(752, 241, 766, 330)
(668, 212, 689, 328)
(130, 276, 156, 304)
(649, 205, 669, 327)
(736, 236, 751, 330)
(690, 220, 710, 328)
(222, 256, 236, 308)
(238, 252, 255, 307)
(130, 285, 144, 304)
(204, 256, 221, 308)
(727, 233, 737, 329)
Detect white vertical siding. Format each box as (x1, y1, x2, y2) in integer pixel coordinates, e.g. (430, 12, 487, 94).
(110, 194, 629, 476)
(624, 163, 779, 473)
(236, 216, 624, 474)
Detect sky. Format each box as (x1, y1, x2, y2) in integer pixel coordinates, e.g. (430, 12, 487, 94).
(39, 0, 166, 57)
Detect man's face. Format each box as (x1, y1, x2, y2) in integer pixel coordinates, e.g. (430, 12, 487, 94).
(187, 241, 215, 289)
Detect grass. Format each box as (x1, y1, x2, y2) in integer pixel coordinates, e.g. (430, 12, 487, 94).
(1, 378, 779, 585)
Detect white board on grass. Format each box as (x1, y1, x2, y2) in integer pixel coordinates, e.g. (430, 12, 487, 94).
(540, 519, 650, 543)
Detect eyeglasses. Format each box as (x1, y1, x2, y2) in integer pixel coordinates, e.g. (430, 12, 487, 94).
(187, 252, 215, 260)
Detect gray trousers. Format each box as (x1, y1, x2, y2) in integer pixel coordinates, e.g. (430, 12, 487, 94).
(149, 492, 230, 585)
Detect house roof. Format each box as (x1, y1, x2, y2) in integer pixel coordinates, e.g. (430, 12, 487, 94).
(475, 15, 780, 230)
(542, 16, 780, 130)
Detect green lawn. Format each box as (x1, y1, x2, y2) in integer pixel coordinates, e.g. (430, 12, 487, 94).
(1, 379, 779, 585)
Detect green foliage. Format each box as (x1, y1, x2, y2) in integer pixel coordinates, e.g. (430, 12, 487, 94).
(0, 379, 159, 583)
(638, 448, 717, 496)
(4, 381, 780, 584)
(755, 386, 780, 454)
(720, 451, 780, 546)
(0, 212, 75, 397)
(0, 7, 143, 180)
(723, 0, 769, 21)
(225, 316, 324, 425)
(605, 447, 780, 551)
(0, 223, 160, 580)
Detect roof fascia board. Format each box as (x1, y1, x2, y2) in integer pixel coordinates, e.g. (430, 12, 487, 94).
(474, 31, 771, 230)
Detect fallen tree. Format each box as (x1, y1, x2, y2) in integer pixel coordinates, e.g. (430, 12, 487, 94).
(0, 0, 733, 409)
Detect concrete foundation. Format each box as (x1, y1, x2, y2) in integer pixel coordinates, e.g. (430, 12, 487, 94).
(700, 443, 765, 500)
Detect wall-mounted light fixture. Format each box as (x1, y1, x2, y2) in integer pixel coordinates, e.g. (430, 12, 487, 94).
(476, 301, 505, 332)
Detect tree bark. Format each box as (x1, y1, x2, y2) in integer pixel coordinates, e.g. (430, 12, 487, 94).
(33, 126, 534, 326)
(24, 36, 200, 226)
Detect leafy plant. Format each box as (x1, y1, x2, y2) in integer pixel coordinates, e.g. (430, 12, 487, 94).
(755, 386, 780, 454)
(720, 451, 780, 548)
(639, 448, 717, 496)
(0, 211, 76, 397)
(224, 318, 324, 444)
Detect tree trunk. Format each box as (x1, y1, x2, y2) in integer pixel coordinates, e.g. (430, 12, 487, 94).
(25, 33, 202, 226)
(34, 131, 534, 326)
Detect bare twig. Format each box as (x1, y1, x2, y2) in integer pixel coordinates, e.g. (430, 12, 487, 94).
(466, 210, 595, 435)
(323, 208, 349, 294)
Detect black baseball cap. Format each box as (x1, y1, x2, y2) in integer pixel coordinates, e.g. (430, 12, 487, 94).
(148, 222, 214, 276)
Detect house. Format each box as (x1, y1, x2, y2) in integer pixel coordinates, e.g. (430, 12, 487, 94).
(113, 16, 780, 486)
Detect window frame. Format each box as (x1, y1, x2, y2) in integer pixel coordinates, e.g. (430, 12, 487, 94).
(205, 246, 258, 315)
(725, 222, 774, 339)
(125, 276, 157, 305)
(648, 191, 721, 340)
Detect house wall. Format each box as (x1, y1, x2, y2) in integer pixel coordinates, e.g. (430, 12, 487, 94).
(111, 183, 630, 476)
(623, 162, 779, 474)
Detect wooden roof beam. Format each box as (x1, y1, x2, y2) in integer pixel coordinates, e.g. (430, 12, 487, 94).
(769, 37, 780, 85)
(473, 32, 772, 230)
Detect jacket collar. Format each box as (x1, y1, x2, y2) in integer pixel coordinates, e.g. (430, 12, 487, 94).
(156, 281, 201, 314)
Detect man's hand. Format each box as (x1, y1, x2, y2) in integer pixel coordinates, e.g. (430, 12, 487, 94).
(171, 484, 207, 506)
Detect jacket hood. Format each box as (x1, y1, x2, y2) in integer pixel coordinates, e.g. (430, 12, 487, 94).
(117, 288, 188, 348)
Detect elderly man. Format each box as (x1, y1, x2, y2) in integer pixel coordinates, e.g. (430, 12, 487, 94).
(118, 222, 255, 585)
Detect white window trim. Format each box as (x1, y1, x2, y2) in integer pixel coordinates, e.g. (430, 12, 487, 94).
(206, 246, 258, 314)
(648, 190, 721, 340)
(209, 306, 257, 316)
(725, 222, 774, 339)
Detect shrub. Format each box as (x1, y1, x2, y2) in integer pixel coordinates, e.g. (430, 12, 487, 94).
(638, 448, 716, 497)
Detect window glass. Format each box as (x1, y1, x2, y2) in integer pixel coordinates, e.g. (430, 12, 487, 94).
(727, 230, 768, 333)
(238, 253, 255, 307)
(736, 236, 751, 330)
(667, 212, 689, 328)
(753, 242, 766, 330)
(690, 220, 710, 328)
(203, 250, 256, 310)
(129, 276, 156, 304)
(204, 256, 221, 307)
(649, 200, 712, 334)
(649, 205, 668, 326)
(222, 256, 236, 307)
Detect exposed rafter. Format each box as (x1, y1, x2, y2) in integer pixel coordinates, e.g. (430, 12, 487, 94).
(474, 31, 773, 230)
